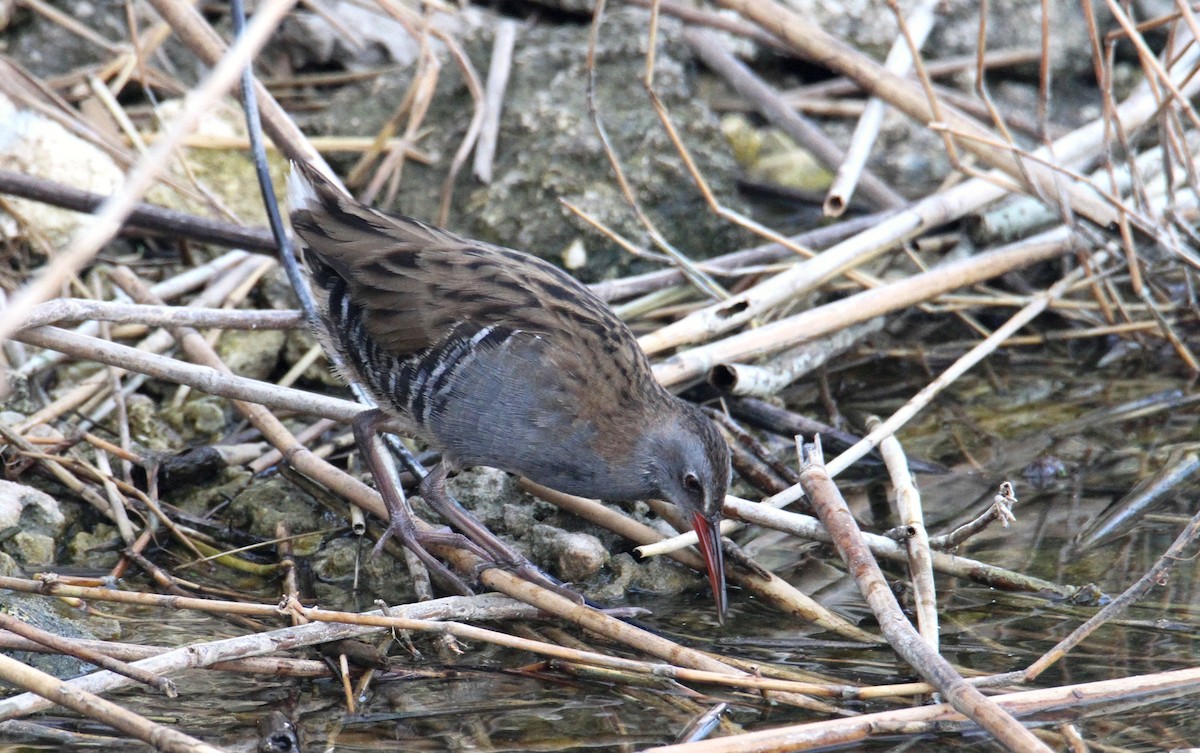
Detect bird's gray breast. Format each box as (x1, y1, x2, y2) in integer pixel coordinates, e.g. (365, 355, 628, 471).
(419, 330, 612, 495)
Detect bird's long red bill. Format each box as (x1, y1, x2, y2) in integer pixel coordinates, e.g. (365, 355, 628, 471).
(691, 511, 727, 624)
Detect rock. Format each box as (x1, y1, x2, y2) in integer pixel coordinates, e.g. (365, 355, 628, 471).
(528, 525, 609, 582)
(0, 480, 65, 534)
(308, 537, 417, 608)
(226, 477, 323, 553)
(0, 591, 107, 678)
(67, 524, 123, 569)
(9, 531, 55, 566)
(307, 6, 751, 282)
(175, 396, 230, 440)
(126, 394, 185, 452)
(217, 329, 287, 381)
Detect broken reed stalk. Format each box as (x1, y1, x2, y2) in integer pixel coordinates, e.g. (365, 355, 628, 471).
(795, 437, 1052, 753)
(14, 250, 251, 379)
(875, 425, 938, 651)
(18, 300, 302, 331)
(823, 0, 937, 216)
(643, 666, 1200, 752)
(0, 634, 329, 677)
(0, 612, 175, 697)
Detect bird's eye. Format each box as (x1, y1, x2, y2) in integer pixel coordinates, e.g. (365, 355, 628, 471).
(682, 472, 702, 494)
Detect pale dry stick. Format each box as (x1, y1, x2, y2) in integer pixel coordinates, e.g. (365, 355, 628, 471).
(921, 121, 1180, 242)
(14, 250, 251, 377)
(16, 254, 271, 431)
(690, 496, 1075, 597)
(87, 73, 147, 154)
(0, 653, 228, 753)
(587, 212, 885, 302)
(98, 302, 134, 488)
(973, 129, 1200, 254)
(640, 232, 1085, 558)
(643, 666, 1200, 752)
(612, 285, 693, 322)
(18, 300, 302, 332)
(14, 326, 365, 422)
(637, 19, 1200, 357)
(91, 270, 137, 513)
(824, 0, 937, 217)
(710, 317, 885, 397)
(715, 0, 1124, 230)
(651, 226, 1075, 388)
(1025, 506, 1200, 681)
(249, 418, 338, 474)
(473, 19, 518, 183)
(929, 482, 1018, 550)
(792, 253, 1095, 481)
(874, 419, 938, 652)
(0, 588, 556, 720)
(585, 0, 727, 300)
(795, 437, 1051, 753)
(0, 0, 299, 345)
(91, 447, 136, 544)
(683, 27, 905, 213)
(171, 255, 279, 406)
(276, 342, 325, 389)
(0, 635, 329, 677)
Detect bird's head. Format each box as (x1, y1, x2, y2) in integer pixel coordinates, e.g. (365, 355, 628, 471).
(641, 399, 731, 622)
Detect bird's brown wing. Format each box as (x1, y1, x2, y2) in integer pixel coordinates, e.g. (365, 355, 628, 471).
(288, 162, 657, 408)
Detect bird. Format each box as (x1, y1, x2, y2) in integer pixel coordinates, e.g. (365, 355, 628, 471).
(287, 161, 732, 619)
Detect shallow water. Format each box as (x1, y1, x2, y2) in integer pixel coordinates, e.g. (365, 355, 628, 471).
(3, 364, 1198, 752)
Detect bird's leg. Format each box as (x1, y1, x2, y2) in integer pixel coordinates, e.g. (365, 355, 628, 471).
(352, 409, 483, 596)
(418, 463, 585, 603)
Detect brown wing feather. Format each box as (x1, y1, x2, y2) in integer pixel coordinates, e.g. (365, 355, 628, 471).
(288, 162, 663, 422)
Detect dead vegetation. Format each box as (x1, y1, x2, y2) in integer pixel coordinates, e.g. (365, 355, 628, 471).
(0, 0, 1197, 751)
